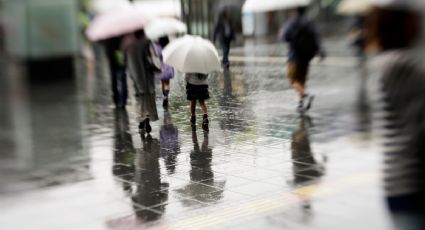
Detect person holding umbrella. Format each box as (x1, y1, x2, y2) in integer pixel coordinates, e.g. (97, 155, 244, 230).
(281, 6, 325, 113)
(154, 36, 175, 108)
(104, 36, 128, 109)
(364, 0, 425, 227)
(162, 35, 221, 132)
(186, 72, 210, 131)
(126, 29, 161, 135)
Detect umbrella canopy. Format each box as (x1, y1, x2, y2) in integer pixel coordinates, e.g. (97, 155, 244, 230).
(242, 0, 310, 13)
(338, 0, 425, 15)
(85, 9, 150, 41)
(145, 18, 187, 40)
(337, 0, 372, 15)
(162, 35, 221, 74)
(91, 0, 131, 14)
(133, 0, 182, 18)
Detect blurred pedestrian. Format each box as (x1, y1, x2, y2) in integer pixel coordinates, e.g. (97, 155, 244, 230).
(365, 1, 425, 228)
(186, 73, 210, 131)
(154, 36, 175, 108)
(105, 36, 128, 108)
(213, 11, 235, 68)
(348, 15, 366, 60)
(126, 29, 161, 134)
(281, 6, 325, 113)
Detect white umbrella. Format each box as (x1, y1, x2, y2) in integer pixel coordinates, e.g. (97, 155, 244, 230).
(163, 35, 221, 74)
(91, 0, 131, 14)
(338, 0, 425, 15)
(145, 18, 187, 40)
(242, 0, 310, 13)
(133, 0, 182, 18)
(337, 0, 372, 15)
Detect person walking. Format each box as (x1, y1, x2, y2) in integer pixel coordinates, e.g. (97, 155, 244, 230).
(154, 36, 175, 108)
(185, 73, 210, 131)
(105, 36, 128, 108)
(281, 6, 325, 113)
(349, 15, 366, 60)
(126, 30, 160, 134)
(365, 2, 425, 228)
(213, 11, 235, 68)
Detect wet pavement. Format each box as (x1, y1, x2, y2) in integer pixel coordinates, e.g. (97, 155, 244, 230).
(0, 41, 397, 229)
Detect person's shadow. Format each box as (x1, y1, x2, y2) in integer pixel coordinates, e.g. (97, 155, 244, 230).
(160, 109, 180, 175)
(112, 109, 136, 196)
(132, 135, 169, 222)
(175, 131, 225, 205)
(290, 115, 326, 214)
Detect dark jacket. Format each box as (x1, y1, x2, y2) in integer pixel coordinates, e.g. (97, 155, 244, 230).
(213, 19, 235, 45)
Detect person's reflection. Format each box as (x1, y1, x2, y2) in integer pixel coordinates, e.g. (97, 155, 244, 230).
(219, 67, 248, 134)
(175, 131, 225, 205)
(160, 109, 180, 175)
(222, 67, 233, 98)
(290, 115, 325, 213)
(132, 135, 169, 222)
(112, 109, 136, 195)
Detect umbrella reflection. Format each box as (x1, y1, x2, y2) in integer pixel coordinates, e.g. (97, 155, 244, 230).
(175, 131, 225, 205)
(290, 115, 326, 212)
(132, 135, 169, 222)
(160, 109, 180, 175)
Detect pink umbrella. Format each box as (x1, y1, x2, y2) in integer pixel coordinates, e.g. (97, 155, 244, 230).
(85, 9, 150, 41)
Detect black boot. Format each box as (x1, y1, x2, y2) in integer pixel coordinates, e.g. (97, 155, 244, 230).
(138, 121, 145, 134)
(144, 118, 152, 134)
(202, 114, 209, 131)
(162, 98, 169, 108)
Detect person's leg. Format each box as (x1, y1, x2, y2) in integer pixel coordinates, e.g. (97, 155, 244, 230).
(199, 100, 209, 131)
(299, 63, 314, 111)
(222, 41, 230, 66)
(190, 100, 196, 126)
(144, 117, 151, 134)
(292, 82, 305, 99)
(106, 49, 120, 106)
(288, 62, 313, 112)
(137, 95, 145, 133)
(287, 62, 303, 111)
(199, 100, 208, 114)
(162, 80, 170, 107)
(111, 70, 119, 107)
(118, 68, 128, 108)
(162, 79, 170, 95)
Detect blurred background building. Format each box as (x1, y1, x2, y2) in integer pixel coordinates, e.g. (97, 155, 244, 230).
(0, 0, 348, 66)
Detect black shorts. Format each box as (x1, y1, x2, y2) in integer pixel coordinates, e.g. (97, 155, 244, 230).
(186, 83, 210, 101)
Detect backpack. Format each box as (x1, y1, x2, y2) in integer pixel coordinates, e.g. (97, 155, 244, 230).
(292, 21, 319, 63)
(146, 42, 162, 73)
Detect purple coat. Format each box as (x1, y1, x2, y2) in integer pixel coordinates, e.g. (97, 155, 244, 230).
(154, 43, 175, 80)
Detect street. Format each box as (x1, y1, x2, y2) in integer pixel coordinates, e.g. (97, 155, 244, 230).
(0, 40, 394, 230)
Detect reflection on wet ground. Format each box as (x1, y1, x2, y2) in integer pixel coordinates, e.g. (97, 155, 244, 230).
(0, 42, 397, 229)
